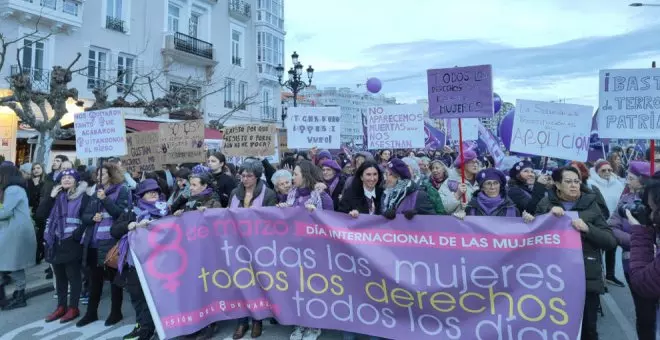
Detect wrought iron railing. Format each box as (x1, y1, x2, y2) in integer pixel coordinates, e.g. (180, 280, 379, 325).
(261, 106, 277, 121)
(106, 16, 126, 33)
(173, 32, 213, 59)
(229, 0, 251, 18)
(10, 65, 50, 93)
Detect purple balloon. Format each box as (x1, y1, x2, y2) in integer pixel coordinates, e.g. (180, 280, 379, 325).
(493, 93, 502, 113)
(366, 77, 382, 94)
(498, 108, 515, 150)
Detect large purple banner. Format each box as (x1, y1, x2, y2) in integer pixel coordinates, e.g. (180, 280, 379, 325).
(130, 207, 585, 340)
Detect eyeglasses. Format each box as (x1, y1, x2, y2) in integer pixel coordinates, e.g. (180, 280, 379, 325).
(562, 179, 581, 185)
(599, 168, 613, 173)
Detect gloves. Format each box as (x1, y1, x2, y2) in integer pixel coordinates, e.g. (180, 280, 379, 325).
(383, 209, 396, 220)
(403, 209, 417, 220)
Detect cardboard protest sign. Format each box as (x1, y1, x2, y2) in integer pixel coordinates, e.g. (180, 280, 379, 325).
(222, 124, 277, 157)
(598, 68, 660, 139)
(446, 118, 479, 141)
(427, 65, 493, 119)
(159, 120, 206, 164)
(286, 107, 340, 149)
(74, 108, 127, 158)
(511, 100, 593, 161)
(366, 104, 424, 149)
(120, 131, 162, 173)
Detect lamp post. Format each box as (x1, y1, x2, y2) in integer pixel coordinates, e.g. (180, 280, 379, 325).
(275, 51, 314, 108)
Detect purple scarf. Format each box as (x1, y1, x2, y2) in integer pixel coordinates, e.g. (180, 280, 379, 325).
(476, 192, 504, 216)
(325, 176, 340, 195)
(118, 198, 169, 273)
(44, 191, 70, 247)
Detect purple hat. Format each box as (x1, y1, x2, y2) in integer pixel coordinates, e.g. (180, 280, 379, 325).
(477, 168, 507, 188)
(192, 164, 212, 176)
(454, 150, 477, 167)
(136, 179, 161, 197)
(629, 161, 651, 177)
(317, 150, 332, 162)
(320, 159, 342, 173)
(387, 158, 412, 180)
(58, 169, 80, 182)
(509, 160, 534, 179)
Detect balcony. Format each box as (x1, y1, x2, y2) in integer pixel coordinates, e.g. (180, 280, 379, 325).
(261, 106, 277, 122)
(162, 32, 217, 71)
(1, 0, 83, 31)
(228, 0, 250, 21)
(173, 32, 213, 59)
(231, 56, 242, 67)
(10, 65, 50, 93)
(105, 16, 126, 33)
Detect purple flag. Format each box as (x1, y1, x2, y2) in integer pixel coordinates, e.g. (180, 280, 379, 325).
(427, 65, 494, 119)
(131, 208, 585, 340)
(424, 121, 446, 150)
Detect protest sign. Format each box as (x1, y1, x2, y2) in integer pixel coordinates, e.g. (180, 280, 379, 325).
(222, 124, 277, 157)
(286, 107, 340, 149)
(159, 120, 205, 164)
(131, 208, 584, 340)
(511, 100, 593, 161)
(120, 131, 162, 173)
(366, 104, 424, 149)
(598, 68, 660, 139)
(446, 118, 479, 141)
(74, 108, 127, 158)
(427, 65, 493, 119)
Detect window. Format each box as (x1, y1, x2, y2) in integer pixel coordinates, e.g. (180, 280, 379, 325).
(256, 31, 284, 75)
(238, 81, 247, 109)
(224, 78, 235, 108)
(169, 82, 200, 101)
(63, 0, 79, 15)
(231, 29, 242, 66)
(106, 0, 122, 19)
(21, 39, 47, 92)
(117, 55, 135, 93)
(189, 13, 199, 38)
(87, 48, 108, 89)
(257, 0, 283, 29)
(40, 0, 56, 10)
(168, 4, 180, 33)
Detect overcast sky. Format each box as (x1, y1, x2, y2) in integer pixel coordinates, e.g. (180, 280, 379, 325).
(284, 0, 660, 108)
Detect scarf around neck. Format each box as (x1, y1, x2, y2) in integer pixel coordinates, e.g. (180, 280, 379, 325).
(476, 192, 504, 215)
(118, 198, 168, 273)
(383, 179, 412, 212)
(286, 186, 323, 208)
(44, 183, 86, 247)
(325, 175, 340, 195)
(430, 175, 445, 190)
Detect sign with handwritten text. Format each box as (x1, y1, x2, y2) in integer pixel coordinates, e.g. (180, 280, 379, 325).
(366, 104, 424, 149)
(446, 118, 479, 141)
(511, 100, 593, 161)
(120, 131, 162, 173)
(427, 65, 493, 119)
(286, 107, 340, 149)
(159, 120, 206, 164)
(223, 124, 277, 157)
(598, 68, 660, 139)
(74, 108, 127, 158)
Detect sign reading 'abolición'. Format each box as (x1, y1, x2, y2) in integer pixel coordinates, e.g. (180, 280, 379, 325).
(130, 208, 585, 340)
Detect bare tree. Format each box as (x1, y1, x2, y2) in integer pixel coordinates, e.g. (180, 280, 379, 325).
(0, 13, 53, 74)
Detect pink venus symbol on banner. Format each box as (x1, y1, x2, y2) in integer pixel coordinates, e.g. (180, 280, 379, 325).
(145, 221, 189, 292)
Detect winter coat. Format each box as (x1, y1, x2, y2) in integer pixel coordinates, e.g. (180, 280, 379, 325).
(338, 186, 384, 215)
(536, 189, 617, 294)
(583, 183, 610, 218)
(587, 168, 625, 218)
(608, 192, 641, 274)
(382, 182, 436, 216)
(439, 168, 478, 213)
(81, 185, 130, 267)
(419, 179, 447, 215)
(27, 178, 44, 215)
(629, 224, 660, 298)
(36, 183, 91, 264)
(261, 160, 277, 190)
(182, 191, 222, 212)
(465, 194, 519, 217)
(211, 171, 237, 207)
(228, 181, 278, 208)
(508, 181, 547, 215)
(0, 180, 37, 271)
(326, 175, 347, 211)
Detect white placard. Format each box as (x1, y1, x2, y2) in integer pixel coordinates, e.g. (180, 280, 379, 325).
(285, 107, 341, 149)
(510, 99, 593, 161)
(446, 118, 479, 141)
(598, 68, 660, 139)
(366, 104, 425, 149)
(74, 108, 127, 158)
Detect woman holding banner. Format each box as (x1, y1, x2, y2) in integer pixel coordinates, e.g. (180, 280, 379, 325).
(460, 168, 534, 221)
(207, 152, 237, 207)
(339, 160, 383, 218)
(439, 150, 480, 214)
(173, 165, 222, 216)
(78, 163, 130, 328)
(507, 160, 549, 215)
(381, 158, 435, 219)
(535, 167, 617, 340)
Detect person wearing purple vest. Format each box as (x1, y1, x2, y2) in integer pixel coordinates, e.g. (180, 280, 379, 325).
(382, 158, 435, 220)
(227, 161, 276, 339)
(608, 161, 657, 340)
(110, 179, 169, 340)
(77, 163, 130, 328)
(463, 168, 533, 221)
(37, 169, 91, 323)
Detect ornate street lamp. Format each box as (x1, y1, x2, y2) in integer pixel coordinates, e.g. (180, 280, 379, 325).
(275, 51, 314, 108)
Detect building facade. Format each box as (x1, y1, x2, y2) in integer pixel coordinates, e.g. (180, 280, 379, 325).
(0, 0, 285, 126)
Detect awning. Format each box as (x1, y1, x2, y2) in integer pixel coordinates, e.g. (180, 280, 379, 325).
(125, 119, 223, 139)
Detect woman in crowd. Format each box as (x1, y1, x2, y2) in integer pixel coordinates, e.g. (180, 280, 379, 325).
(272, 169, 293, 203)
(628, 173, 660, 297)
(536, 167, 617, 340)
(38, 169, 90, 323)
(416, 160, 447, 215)
(608, 161, 656, 339)
(418, 157, 431, 181)
(609, 152, 626, 179)
(111, 179, 170, 340)
(207, 152, 237, 207)
(462, 168, 533, 220)
(229, 161, 277, 339)
(440, 150, 480, 214)
(401, 157, 423, 185)
(342, 151, 375, 193)
(320, 159, 345, 210)
(570, 161, 610, 218)
(167, 167, 190, 209)
(173, 165, 222, 216)
(339, 160, 384, 218)
(382, 158, 435, 219)
(507, 160, 549, 215)
(77, 163, 130, 327)
(29, 163, 46, 264)
(0, 165, 36, 310)
(377, 149, 391, 168)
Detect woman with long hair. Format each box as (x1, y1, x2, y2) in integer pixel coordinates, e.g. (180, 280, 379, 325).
(207, 152, 237, 207)
(0, 165, 36, 310)
(29, 163, 47, 264)
(37, 169, 90, 323)
(77, 163, 130, 327)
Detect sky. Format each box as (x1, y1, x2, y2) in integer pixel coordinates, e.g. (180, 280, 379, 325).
(283, 0, 660, 108)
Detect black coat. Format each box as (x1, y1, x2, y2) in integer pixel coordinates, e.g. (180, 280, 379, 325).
(465, 194, 519, 217)
(211, 172, 237, 207)
(326, 175, 347, 211)
(508, 181, 547, 214)
(262, 160, 277, 190)
(338, 186, 384, 215)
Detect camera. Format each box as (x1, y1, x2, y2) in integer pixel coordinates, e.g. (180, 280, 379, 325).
(618, 199, 650, 225)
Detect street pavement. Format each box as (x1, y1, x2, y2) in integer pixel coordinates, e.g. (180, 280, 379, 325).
(0, 249, 652, 339)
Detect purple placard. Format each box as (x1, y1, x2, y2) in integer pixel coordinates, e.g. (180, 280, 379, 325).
(427, 65, 494, 119)
(131, 207, 584, 340)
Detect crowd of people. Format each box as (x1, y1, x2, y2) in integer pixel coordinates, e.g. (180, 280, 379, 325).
(0, 144, 660, 340)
